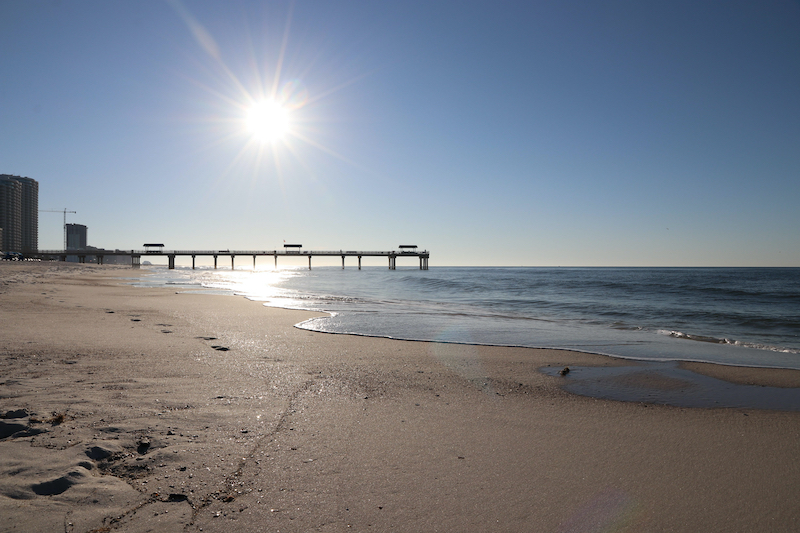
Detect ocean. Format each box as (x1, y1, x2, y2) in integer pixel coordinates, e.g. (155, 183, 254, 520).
(133, 266, 800, 371)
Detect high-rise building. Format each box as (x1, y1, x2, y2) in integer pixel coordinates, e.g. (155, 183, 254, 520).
(0, 175, 38, 253)
(66, 223, 88, 250)
(13, 176, 38, 253)
(0, 177, 22, 252)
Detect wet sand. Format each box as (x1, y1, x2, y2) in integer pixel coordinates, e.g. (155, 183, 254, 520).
(1, 262, 799, 532)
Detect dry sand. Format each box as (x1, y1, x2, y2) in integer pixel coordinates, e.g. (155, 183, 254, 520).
(1, 262, 799, 532)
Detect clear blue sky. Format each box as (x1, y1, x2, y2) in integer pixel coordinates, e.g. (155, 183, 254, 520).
(2, 0, 798, 266)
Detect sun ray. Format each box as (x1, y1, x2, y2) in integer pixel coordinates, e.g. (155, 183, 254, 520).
(178, 74, 244, 111)
(170, 0, 253, 105)
(242, 24, 265, 103)
(288, 130, 365, 169)
(270, 1, 295, 99)
(303, 70, 376, 107)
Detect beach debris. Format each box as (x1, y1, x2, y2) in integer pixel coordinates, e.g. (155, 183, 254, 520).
(559, 366, 570, 376)
(32, 411, 67, 425)
(137, 437, 151, 455)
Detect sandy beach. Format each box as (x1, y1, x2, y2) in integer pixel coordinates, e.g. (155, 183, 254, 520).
(1, 262, 799, 532)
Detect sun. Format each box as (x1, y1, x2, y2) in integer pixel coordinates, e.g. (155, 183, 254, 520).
(246, 100, 290, 143)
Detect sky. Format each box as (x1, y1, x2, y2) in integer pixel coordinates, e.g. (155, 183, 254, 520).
(1, 0, 799, 267)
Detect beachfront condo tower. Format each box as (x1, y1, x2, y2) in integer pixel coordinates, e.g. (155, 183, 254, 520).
(66, 223, 88, 250)
(0, 175, 38, 253)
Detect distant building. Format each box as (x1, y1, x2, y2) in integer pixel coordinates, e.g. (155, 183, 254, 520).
(0, 177, 23, 252)
(66, 223, 88, 250)
(13, 177, 38, 253)
(0, 175, 38, 253)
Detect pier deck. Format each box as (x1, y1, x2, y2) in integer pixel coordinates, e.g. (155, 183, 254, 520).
(34, 249, 430, 270)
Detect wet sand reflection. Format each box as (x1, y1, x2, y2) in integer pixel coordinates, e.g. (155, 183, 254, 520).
(541, 361, 800, 411)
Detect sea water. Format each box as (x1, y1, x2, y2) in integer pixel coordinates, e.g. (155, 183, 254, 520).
(135, 266, 800, 370)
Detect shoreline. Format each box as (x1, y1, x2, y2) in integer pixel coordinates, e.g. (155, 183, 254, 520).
(296, 319, 800, 383)
(2, 262, 799, 531)
(148, 264, 800, 371)
(138, 263, 800, 375)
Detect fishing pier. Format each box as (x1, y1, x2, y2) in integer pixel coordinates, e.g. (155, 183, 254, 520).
(35, 244, 430, 270)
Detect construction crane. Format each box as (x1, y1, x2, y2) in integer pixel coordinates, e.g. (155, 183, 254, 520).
(39, 209, 77, 250)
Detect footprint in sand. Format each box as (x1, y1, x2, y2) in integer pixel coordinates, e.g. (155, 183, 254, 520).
(211, 346, 230, 352)
(196, 336, 217, 341)
(32, 472, 85, 496)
